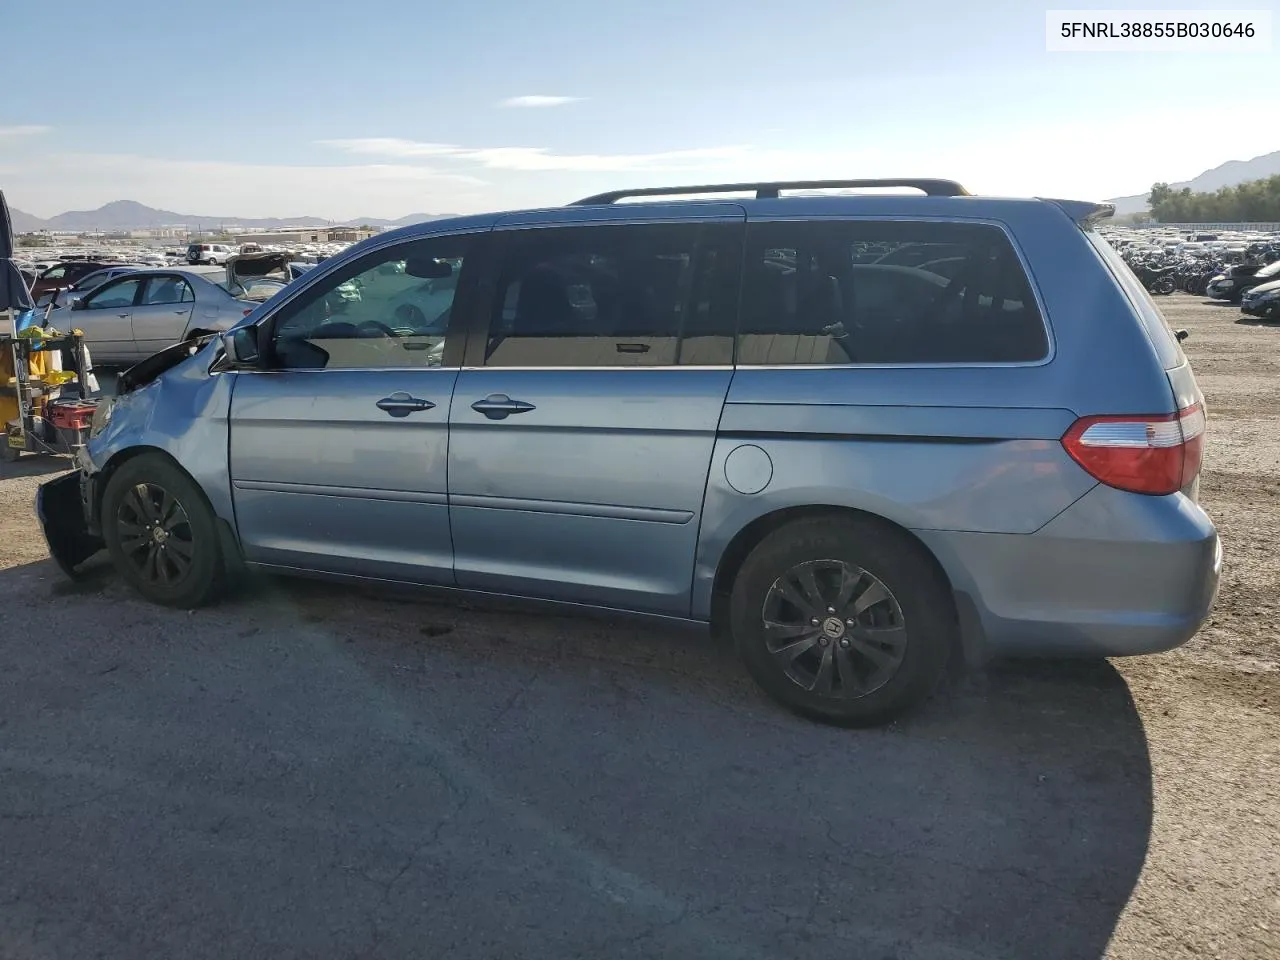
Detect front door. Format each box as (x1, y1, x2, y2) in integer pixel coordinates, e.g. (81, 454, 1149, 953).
(448, 215, 744, 615)
(227, 231, 480, 584)
(131, 274, 195, 360)
(73, 276, 146, 366)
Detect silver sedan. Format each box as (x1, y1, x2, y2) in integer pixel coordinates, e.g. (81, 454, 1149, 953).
(46, 268, 259, 367)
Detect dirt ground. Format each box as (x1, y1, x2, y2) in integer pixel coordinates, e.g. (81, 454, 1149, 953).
(0, 295, 1276, 960)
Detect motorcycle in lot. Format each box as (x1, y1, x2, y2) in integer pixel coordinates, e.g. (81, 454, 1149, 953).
(1130, 259, 1177, 295)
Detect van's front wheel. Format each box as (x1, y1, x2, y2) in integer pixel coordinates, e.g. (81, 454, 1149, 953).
(729, 517, 954, 727)
(101, 454, 225, 608)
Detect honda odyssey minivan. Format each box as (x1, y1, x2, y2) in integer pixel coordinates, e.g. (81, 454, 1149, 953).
(38, 178, 1221, 727)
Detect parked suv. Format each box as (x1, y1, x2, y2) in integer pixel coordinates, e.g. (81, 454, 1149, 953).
(187, 242, 236, 265)
(37, 179, 1221, 727)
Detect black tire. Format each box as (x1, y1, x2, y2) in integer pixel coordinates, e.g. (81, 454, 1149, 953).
(729, 517, 955, 727)
(101, 453, 225, 608)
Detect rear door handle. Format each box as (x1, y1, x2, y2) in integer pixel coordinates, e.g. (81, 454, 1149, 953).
(376, 392, 435, 418)
(471, 394, 536, 420)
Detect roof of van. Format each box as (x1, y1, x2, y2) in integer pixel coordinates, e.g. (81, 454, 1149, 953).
(367, 189, 1114, 251)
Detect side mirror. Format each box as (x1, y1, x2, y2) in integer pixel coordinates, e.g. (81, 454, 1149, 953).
(70, 297, 87, 311)
(1175, 329, 1189, 342)
(222, 326, 261, 366)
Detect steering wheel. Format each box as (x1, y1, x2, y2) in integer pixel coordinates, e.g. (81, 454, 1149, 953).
(355, 321, 399, 339)
(394, 303, 428, 329)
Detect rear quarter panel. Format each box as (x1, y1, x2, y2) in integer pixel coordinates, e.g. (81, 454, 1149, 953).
(690, 201, 1179, 619)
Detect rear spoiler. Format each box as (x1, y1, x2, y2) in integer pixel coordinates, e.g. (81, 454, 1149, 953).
(1042, 198, 1116, 225)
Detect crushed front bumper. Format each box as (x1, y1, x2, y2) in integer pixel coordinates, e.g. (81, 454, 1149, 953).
(36, 469, 104, 580)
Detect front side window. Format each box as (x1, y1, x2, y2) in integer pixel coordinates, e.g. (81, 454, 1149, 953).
(141, 277, 194, 305)
(483, 222, 738, 368)
(41, 265, 67, 281)
(738, 220, 1048, 365)
(268, 234, 472, 370)
(85, 277, 145, 310)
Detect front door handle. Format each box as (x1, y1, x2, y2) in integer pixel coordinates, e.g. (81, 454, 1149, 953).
(376, 392, 435, 418)
(471, 394, 536, 420)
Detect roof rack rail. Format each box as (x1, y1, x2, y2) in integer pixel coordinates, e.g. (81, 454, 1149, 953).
(570, 178, 971, 206)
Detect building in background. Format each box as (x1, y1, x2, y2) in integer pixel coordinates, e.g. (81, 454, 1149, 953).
(232, 227, 379, 245)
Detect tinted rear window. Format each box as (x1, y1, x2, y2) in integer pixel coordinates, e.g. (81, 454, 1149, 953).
(738, 220, 1048, 365)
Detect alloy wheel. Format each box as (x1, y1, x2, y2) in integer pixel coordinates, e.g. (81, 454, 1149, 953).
(761, 559, 906, 698)
(115, 482, 196, 586)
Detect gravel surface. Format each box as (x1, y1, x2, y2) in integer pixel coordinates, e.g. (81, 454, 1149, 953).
(0, 295, 1276, 960)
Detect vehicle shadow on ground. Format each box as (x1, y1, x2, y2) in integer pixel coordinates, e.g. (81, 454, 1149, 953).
(1234, 315, 1280, 327)
(5, 561, 1153, 960)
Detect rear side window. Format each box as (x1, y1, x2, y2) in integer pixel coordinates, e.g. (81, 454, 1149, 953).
(1084, 229, 1185, 369)
(141, 276, 194, 305)
(738, 220, 1048, 365)
(482, 222, 739, 368)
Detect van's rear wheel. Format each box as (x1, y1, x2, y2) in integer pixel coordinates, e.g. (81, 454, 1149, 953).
(729, 517, 954, 727)
(101, 454, 225, 608)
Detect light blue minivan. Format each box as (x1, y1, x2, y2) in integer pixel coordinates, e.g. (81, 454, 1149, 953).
(38, 179, 1221, 726)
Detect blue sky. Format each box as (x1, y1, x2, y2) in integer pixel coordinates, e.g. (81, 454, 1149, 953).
(2, 0, 1275, 219)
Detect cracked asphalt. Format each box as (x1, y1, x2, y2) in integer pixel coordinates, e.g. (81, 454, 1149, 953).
(0, 295, 1276, 959)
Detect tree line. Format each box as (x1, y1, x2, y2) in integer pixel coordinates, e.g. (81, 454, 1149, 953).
(1149, 175, 1280, 223)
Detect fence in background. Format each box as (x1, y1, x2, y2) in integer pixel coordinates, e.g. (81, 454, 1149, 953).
(1133, 222, 1280, 233)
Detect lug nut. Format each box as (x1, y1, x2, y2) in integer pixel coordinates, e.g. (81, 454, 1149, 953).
(839, 638, 851, 648)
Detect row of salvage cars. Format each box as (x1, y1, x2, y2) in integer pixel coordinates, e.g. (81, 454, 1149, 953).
(1203, 257, 1280, 319)
(35, 254, 313, 367)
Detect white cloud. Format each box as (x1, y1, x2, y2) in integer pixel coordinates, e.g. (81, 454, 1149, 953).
(320, 138, 764, 173)
(498, 95, 581, 108)
(0, 125, 50, 138)
(316, 138, 464, 159)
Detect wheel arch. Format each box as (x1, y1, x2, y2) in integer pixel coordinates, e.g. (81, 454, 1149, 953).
(708, 504, 970, 654)
(92, 445, 244, 573)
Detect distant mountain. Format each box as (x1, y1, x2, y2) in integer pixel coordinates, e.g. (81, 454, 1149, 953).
(1108, 150, 1280, 216)
(8, 206, 46, 233)
(341, 213, 459, 228)
(8, 200, 457, 233)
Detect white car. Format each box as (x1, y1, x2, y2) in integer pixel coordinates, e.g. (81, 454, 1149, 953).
(45, 268, 259, 366)
(186, 242, 236, 265)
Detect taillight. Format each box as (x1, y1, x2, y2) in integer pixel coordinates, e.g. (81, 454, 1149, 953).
(1062, 403, 1205, 496)
(243, 309, 254, 316)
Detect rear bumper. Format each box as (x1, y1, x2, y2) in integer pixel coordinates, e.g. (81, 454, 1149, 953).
(917, 486, 1221, 659)
(36, 469, 104, 580)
